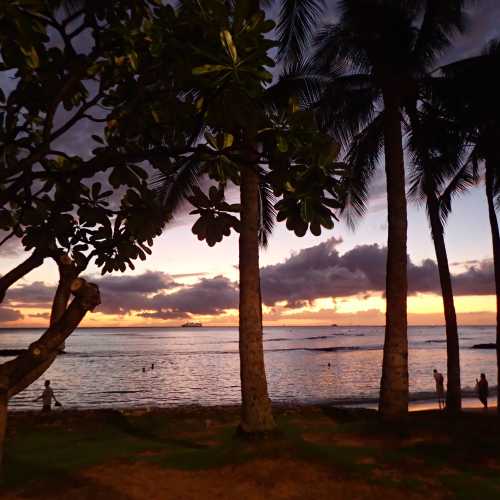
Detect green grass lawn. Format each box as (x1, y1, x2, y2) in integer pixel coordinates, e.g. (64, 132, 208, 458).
(4, 407, 500, 499)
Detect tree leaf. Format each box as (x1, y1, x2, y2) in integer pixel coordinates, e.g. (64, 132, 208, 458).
(220, 30, 238, 63)
(192, 64, 230, 75)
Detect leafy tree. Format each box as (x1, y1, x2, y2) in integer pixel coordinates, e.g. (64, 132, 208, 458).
(0, 0, 171, 469)
(303, 0, 472, 418)
(131, 0, 345, 433)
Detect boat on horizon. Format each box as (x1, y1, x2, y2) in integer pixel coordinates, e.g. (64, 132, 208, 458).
(181, 322, 203, 328)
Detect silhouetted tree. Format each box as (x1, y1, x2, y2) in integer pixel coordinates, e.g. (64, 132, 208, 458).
(0, 0, 169, 469)
(407, 103, 477, 412)
(438, 39, 500, 413)
(303, 0, 472, 418)
(146, 0, 345, 433)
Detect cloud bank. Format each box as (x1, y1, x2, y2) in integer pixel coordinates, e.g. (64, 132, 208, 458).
(1, 238, 496, 324)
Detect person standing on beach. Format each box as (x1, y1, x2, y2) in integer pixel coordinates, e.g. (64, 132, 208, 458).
(433, 369, 445, 410)
(34, 380, 61, 412)
(476, 373, 489, 409)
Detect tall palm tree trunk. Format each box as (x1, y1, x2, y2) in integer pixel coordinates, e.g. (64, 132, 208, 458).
(428, 198, 461, 412)
(485, 159, 500, 415)
(238, 166, 275, 433)
(379, 91, 409, 418)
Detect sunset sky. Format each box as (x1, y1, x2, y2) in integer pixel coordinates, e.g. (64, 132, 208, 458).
(1, 1, 500, 328)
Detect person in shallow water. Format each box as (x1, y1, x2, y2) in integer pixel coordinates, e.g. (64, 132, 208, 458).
(35, 380, 61, 411)
(476, 373, 489, 409)
(433, 369, 445, 410)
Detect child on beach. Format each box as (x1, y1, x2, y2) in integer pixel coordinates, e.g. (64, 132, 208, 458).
(476, 373, 489, 409)
(35, 380, 61, 412)
(433, 369, 445, 410)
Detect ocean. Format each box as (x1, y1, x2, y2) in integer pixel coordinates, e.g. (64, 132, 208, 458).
(1, 325, 497, 410)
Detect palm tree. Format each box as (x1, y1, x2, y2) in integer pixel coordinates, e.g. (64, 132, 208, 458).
(438, 39, 500, 413)
(407, 103, 477, 412)
(305, 0, 472, 417)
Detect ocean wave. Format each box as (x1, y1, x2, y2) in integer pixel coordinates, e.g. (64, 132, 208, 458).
(270, 345, 381, 353)
(61, 344, 382, 357)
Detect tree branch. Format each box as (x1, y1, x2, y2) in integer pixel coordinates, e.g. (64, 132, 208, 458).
(0, 251, 45, 304)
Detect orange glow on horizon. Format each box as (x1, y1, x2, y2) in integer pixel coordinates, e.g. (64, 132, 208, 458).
(2, 293, 497, 328)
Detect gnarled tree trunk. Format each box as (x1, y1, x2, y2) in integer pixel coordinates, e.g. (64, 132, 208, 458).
(8, 256, 80, 399)
(50, 255, 79, 352)
(428, 197, 461, 412)
(485, 159, 500, 415)
(238, 166, 275, 433)
(379, 91, 409, 418)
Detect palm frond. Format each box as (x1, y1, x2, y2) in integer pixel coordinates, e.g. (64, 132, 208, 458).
(276, 0, 326, 64)
(313, 74, 379, 146)
(151, 156, 203, 218)
(258, 179, 276, 248)
(413, 0, 470, 68)
(264, 58, 328, 112)
(340, 111, 385, 228)
(438, 157, 478, 225)
(312, 23, 370, 75)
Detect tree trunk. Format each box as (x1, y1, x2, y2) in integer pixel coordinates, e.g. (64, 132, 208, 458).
(50, 256, 79, 352)
(379, 91, 409, 418)
(238, 166, 275, 433)
(7, 258, 79, 399)
(0, 251, 44, 304)
(485, 159, 500, 415)
(428, 198, 461, 412)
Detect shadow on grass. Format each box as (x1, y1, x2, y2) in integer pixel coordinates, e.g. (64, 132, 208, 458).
(4, 408, 500, 498)
(3, 411, 211, 489)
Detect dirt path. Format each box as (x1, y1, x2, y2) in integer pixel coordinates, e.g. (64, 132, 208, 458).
(5, 458, 443, 500)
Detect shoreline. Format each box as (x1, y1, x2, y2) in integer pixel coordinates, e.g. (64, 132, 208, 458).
(8, 397, 497, 417)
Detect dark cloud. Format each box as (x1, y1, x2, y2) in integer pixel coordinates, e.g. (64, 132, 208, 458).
(260, 238, 495, 307)
(88, 271, 179, 315)
(93, 271, 178, 294)
(452, 260, 495, 295)
(138, 310, 190, 320)
(148, 276, 238, 316)
(3, 271, 237, 319)
(6, 281, 54, 307)
(0, 307, 23, 322)
(2, 239, 496, 321)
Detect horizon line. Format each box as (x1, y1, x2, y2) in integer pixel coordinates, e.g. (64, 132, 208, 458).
(0, 324, 496, 330)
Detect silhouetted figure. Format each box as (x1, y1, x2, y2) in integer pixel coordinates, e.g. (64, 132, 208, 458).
(151, 363, 155, 370)
(142, 367, 146, 373)
(35, 380, 60, 412)
(328, 362, 331, 368)
(433, 369, 445, 410)
(476, 373, 489, 409)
